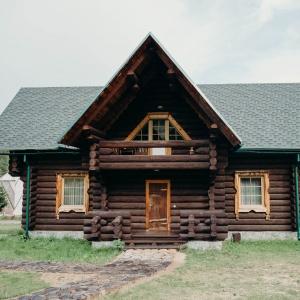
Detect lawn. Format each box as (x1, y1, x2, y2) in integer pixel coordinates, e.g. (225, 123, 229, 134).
(106, 240, 300, 300)
(0, 231, 120, 264)
(0, 222, 21, 235)
(0, 271, 48, 300)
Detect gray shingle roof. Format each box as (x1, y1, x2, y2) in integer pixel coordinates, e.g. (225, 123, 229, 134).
(199, 83, 300, 150)
(0, 87, 101, 151)
(0, 83, 299, 151)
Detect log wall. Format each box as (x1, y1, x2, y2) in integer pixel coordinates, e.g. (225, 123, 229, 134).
(104, 169, 210, 233)
(225, 154, 295, 232)
(19, 154, 88, 231)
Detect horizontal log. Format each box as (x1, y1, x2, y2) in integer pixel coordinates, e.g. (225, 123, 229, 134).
(99, 140, 209, 148)
(35, 218, 84, 225)
(99, 162, 210, 170)
(108, 203, 145, 209)
(36, 212, 86, 219)
(229, 219, 291, 225)
(179, 233, 227, 240)
(228, 224, 292, 231)
(227, 212, 291, 219)
(99, 155, 209, 162)
(87, 210, 131, 218)
(35, 225, 83, 230)
(84, 232, 99, 240)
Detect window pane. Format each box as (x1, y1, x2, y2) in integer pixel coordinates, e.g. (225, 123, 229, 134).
(240, 177, 262, 206)
(133, 124, 148, 141)
(64, 177, 84, 206)
(169, 124, 183, 140)
(152, 119, 165, 140)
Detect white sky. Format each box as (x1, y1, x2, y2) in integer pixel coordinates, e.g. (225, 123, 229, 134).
(0, 0, 300, 113)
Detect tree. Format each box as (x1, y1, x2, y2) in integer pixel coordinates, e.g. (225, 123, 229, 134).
(0, 155, 8, 176)
(0, 186, 7, 212)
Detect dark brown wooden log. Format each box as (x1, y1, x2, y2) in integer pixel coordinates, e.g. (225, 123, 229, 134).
(99, 162, 210, 170)
(99, 140, 209, 148)
(99, 155, 209, 162)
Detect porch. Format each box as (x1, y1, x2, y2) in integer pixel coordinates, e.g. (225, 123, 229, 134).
(83, 209, 227, 249)
(89, 139, 216, 170)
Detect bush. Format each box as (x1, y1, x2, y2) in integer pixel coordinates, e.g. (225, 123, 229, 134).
(112, 239, 125, 250)
(0, 186, 7, 212)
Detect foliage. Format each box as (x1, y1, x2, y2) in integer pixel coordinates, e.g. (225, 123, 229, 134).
(106, 241, 300, 300)
(112, 239, 125, 250)
(0, 271, 48, 300)
(0, 186, 7, 212)
(0, 155, 8, 177)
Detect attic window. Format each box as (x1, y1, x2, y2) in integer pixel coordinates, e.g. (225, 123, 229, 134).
(234, 171, 270, 220)
(127, 113, 190, 142)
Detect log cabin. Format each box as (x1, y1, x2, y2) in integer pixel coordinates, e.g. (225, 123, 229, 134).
(0, 34, 299, 248)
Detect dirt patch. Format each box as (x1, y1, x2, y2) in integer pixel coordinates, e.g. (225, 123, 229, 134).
(40, 272, 99, 287)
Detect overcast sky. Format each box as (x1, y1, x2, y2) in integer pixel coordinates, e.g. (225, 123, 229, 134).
(0, 0, 300, 113)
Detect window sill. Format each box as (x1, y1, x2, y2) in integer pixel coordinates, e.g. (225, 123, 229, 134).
(58, 205, 86, 213)
(239, 206, 267, 213)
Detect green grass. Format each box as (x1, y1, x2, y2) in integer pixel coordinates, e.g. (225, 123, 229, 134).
(0, 271, 48, 299)
(106, 240, 300, 300)
(0, 215, 21, 221)
(0, 233, 120, 264)
(0, 223, 21, 235)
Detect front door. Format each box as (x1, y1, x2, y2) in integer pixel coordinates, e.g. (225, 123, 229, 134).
(145, 180, 170, 231)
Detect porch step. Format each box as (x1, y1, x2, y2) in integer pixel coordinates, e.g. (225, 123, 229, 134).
(125, 239, 184, 244)
(125, 230, 186, 249)
(125, 244, 182, 250)
(132, 232, 179, 239)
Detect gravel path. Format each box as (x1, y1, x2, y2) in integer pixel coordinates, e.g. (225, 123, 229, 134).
(0, 249, 177, 300)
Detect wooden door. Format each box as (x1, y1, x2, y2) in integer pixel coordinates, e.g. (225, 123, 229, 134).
(146, 180, 170, 231)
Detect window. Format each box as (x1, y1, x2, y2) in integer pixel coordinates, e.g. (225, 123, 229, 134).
(127, 113, 190, 142)
(127, 113, 190, 155)
(234, 171, 270, 220)
(56, 173, 89, 218)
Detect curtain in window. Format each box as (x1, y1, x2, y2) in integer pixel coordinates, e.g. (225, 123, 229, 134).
(63, 177, 84, 206)
(240, 177, 262, 205)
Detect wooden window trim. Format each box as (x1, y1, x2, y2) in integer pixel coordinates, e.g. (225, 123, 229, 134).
(125, 112, 191, 142)
(56, 173, 89, 219)
(145, 179, 171, 231)
(234, 171, 270, 220)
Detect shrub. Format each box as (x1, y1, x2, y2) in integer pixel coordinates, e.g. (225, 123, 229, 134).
(0, 186, 7, 212)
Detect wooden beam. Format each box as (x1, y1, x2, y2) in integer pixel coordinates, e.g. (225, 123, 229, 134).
(99, 154, 209, 162)
(82, 125, 106, 138)
(98, 161, 210, 170)
(98, 140, 209, 148)
(126, 71, 139, 85)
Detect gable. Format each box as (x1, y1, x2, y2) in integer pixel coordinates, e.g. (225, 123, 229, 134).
(60, 33, 241, 148)
(107, 69, 208, 141)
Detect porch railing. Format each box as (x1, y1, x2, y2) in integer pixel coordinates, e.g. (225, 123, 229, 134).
(90, 140, 212, 170)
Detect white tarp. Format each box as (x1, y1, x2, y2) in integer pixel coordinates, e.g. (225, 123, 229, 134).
(0, 173, 23, 215)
